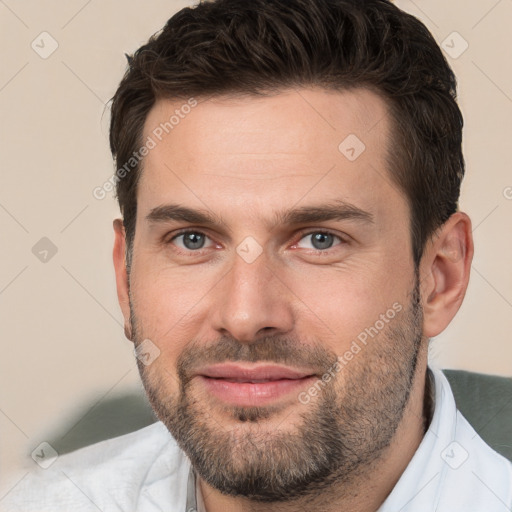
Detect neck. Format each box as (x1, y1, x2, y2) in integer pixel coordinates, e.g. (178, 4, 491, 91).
(199, 359, 433, 512)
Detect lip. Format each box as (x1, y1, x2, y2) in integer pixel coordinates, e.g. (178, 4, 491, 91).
(199, 363, 314, 381)
(195, 363, 318, 407)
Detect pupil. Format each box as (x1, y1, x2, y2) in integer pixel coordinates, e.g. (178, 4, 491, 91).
(312, 233, 333, 250)
(184, 233, 205, 250)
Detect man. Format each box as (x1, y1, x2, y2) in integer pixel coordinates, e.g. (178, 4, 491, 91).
(3, 0, 511, 510)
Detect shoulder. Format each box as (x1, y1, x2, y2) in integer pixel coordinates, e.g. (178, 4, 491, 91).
(433, 368, 512, 510)
(1, 422, 190, 512)
(380, 368, 512, 512)
(448, 410, 512, 508)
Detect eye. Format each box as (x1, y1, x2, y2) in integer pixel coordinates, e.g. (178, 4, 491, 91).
(170, 231, 215, 251)
(294, 231, 344, 251)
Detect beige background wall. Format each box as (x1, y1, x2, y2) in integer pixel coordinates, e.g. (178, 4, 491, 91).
(1, 0, 511, 499)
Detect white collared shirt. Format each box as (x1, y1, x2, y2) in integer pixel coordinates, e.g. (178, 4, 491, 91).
(2, 368, 511, 511)
(376, 367, 512, 511)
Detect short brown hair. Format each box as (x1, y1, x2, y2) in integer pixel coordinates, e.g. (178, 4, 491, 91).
(109, 0, 464, 267)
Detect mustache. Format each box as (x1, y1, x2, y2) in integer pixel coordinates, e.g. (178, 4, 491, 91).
(175, 335, 339, 387)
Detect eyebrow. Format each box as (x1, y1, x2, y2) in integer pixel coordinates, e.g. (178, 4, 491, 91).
(146, 204, 225, 228)
(145, 200, 374, 231)
(275, 200, 374, 226)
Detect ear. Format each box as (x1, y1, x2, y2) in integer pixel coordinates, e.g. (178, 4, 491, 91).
(113, 218, 133, 342)
(419, 212, 474, 337)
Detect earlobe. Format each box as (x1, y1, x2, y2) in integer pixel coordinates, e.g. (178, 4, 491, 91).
(113, 218, 133, 342)
(420, 212, 474, 338)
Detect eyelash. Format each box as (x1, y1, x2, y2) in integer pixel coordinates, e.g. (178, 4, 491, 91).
(167, 229, 219, 255)
(292, 230, 346, 250)
(167, 229, 346, 255)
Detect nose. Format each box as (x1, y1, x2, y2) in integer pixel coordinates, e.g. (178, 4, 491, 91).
(210, 250, 295, 344)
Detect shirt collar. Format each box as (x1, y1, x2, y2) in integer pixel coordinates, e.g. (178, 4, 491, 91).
(376, 366, 458, 511)
(186, 466, 207, 512)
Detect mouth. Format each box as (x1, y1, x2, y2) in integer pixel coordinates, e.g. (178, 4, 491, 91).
(195, 363, 318, 407)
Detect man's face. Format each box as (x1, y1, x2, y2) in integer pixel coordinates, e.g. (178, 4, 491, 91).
(126, 88, 424, 500)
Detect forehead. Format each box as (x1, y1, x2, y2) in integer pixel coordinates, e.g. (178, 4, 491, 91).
(137, 88, 403, 229)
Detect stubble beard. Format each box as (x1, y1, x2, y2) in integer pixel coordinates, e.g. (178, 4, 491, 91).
(131, 278, 424, 503)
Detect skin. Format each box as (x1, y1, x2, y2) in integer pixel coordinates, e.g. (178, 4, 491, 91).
(113, 87, 474, 512)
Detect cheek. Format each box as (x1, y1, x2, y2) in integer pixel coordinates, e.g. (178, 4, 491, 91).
(129, 260, 218, 361)
(139, 356, 180, 405)
(286, 258, 411, 353)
